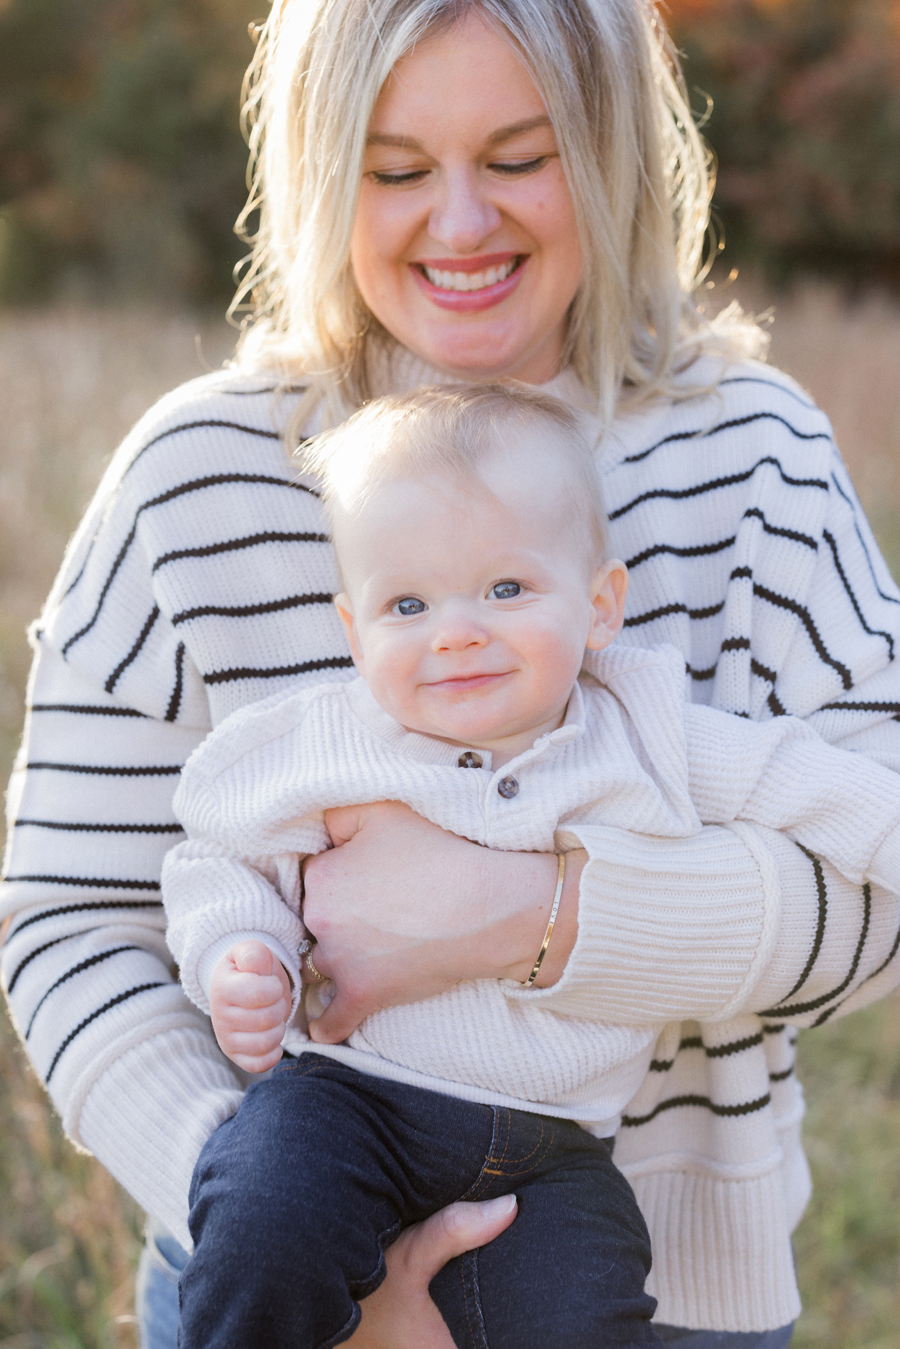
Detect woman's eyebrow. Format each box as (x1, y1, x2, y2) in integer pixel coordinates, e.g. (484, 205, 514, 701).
(366, 116, 553, 152)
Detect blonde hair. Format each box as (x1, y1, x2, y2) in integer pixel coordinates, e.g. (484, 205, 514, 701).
(234, 0, 765, 428)
(301, 382, 609, 566)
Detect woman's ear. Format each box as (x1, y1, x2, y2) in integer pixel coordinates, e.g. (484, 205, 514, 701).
(585, 560, 629, 651)
(334, 594, 365, 673)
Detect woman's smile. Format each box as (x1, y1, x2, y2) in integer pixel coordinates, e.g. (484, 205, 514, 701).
(411, 252, 527, 311)
(351, 12, 583, 382)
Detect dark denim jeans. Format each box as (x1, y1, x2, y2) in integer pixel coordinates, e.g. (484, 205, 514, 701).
(179, 1053, 660, 1349)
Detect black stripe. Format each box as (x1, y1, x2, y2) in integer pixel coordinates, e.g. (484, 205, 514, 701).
(830, 471, 900, 607)
(14, 819, 183, 835)
(165, 642, 186, 723)
(624, 536, 735, 571)
(649, 1031, 763, 1071)
(731, 566, 753, 580)
(623, 600, 724, 629)
(751, 658, 777, 686)
(60, 473, 317, 658)
(763, 882, 871, 1019)
(859, 909, 900, 987)
(819, 700, 900, 713)
(769, 1068, 794, 1082)
(7, 934, 77, 995)
(623, 412, 831, 465)
(776, 844, 828, 1003)
(25, 762, 181, 776)
(30, 703, 147, 718)
(719, 375, 817, 409)
(743, 507, 818, 551)
(202, 655, 354, 686)
(45, 983, 167, 1082)
(153, 530, 330, 573)
(621, 1092, 771, 1127)
(62, 543, 95, 600)
(823, 529, 895, 660)
(105, 606, 160, 693)
(4, 874, 161, 891)
(608, 457, 829, 523)
(26, 945, 141, 1039)
(6, 899, 164, 942)
(762, 1023, 785, 1034)
(768, 689, 787, 717)
(124, 419, 281, 478)
(753, 583, 852, 689)
(686, 636, 752, 684)
(171, 592, 333, 627)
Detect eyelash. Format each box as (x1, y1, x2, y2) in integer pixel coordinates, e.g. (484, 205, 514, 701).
(370, 156, 548, 187)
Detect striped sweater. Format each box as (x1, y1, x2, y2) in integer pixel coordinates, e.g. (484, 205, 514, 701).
(3, 354, 900, 1332)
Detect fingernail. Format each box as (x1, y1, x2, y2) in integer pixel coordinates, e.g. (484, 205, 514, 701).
(481, 1194, 516, 1218)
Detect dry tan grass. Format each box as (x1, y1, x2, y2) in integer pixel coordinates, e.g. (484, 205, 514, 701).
(0, 294, 898, 1344)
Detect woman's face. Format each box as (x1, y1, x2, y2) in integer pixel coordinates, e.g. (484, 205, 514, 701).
(351, 13, 583, 384)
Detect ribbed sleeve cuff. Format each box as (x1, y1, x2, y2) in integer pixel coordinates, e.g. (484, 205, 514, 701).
(76, 1025, 245, 1251)
(507, 823, 779, 1024)
(632, 1169, 802, 1332)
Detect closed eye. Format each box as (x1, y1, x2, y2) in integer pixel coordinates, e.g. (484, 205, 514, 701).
(369, 168, 430, 187)
(488, 156, 550, 177)
(490, 581, 522, 600)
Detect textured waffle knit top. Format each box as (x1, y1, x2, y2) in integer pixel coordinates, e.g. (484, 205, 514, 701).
(164, 650, 900, 1139)
(4, 353, 900, 1332)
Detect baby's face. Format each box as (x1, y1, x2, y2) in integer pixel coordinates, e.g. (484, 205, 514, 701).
(333, 431, 627, 761)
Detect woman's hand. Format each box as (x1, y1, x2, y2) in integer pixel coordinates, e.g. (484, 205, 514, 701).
(345, 1196, 518, 1349)
(301, 800, 584, 1043)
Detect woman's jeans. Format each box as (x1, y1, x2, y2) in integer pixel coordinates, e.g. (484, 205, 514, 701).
(178, 1054, 659, 1348)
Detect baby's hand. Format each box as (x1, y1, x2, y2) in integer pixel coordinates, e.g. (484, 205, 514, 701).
(210, 940, 292, 1073)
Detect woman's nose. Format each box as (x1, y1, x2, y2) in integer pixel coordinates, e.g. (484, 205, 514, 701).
(427, 168, 502, 255)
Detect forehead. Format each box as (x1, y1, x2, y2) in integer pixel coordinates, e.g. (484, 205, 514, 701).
(369, 13, 548, 144)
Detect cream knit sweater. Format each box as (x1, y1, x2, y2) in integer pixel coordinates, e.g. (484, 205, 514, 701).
(165, 646, 900, 1139)
(4, 355, 900, 1330)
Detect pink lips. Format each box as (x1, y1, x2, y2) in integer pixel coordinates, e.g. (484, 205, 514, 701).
(410, 253, 527, 313)
(428, 672, 513, 692)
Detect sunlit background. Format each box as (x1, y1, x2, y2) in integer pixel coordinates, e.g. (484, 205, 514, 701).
(1, 1, 900, 1344)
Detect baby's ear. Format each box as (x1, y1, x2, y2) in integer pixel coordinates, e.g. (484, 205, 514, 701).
(586, 560, 628, 651)
(334, 594, 365, 673)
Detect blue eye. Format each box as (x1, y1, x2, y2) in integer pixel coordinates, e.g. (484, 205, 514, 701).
(491, 582, 521, 600)
(395, 597, 426, 616)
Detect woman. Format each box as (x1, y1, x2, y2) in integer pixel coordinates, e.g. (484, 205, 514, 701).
(2, 2, 899, 1346)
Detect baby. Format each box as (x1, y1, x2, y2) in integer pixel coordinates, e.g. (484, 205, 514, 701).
(163, 384, 900, 1349)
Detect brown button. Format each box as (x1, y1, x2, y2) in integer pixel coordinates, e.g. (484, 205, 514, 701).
(497, 776, 519, 799)
(458, 751, 483, 769)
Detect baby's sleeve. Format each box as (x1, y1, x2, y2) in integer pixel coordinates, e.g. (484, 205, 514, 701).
(162, 839, 308, 1018)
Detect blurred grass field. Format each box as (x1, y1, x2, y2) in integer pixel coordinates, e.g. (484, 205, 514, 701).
(1, 291, 900, 1345)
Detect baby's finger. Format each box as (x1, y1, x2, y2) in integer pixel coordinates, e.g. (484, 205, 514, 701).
(215, 1000, 289, 1033)
(224, 970, 290, 1011)
(221, 1024, 287, 1069)
(231, 939, 278, 976)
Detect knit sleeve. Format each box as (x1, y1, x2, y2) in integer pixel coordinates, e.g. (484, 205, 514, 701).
(0, 373, 348, 1248)
(529, 416, 900, 1028)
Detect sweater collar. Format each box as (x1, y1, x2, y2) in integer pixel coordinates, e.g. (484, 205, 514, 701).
(343, 675, 584, 774)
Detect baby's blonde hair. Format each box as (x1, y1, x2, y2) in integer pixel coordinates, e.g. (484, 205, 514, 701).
(300, 383, 609, 569)
(234, 0, 767, 431)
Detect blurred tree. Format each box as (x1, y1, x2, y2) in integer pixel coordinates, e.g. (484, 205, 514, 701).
(667, 0, 900, 282)
(0, 0, 262, 304)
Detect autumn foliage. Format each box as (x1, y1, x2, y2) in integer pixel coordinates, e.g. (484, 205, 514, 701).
(0, 0, 899, 303)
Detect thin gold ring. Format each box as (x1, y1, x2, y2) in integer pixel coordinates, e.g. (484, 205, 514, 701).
(304, 944, 327, 982)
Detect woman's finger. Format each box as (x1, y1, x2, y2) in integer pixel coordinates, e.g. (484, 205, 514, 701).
(346, 1197, 517, 1349)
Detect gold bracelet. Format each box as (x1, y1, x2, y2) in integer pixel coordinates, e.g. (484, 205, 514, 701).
(522, 852, 566, 987)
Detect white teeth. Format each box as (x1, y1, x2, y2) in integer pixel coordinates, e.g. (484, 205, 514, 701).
(422, 260, 517, 291)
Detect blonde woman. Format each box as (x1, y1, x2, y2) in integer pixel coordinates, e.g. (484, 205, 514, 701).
(2, 2, 898, 1346)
